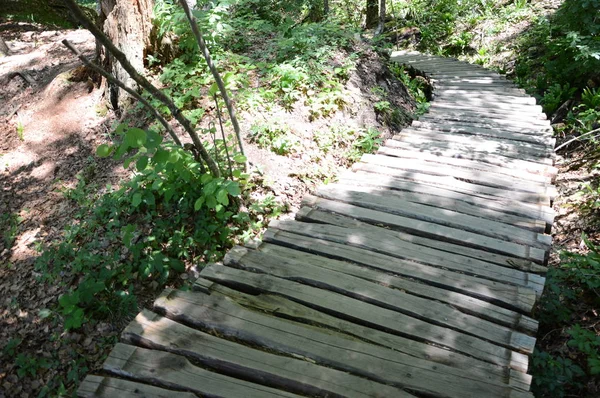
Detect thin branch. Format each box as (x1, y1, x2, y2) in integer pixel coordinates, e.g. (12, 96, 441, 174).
(214, 94, 234, 179)
(62, 0, 220, 177)
(62, 39, 182, 146)
(177, 0, 246, 169)
(555, 127, 600, 152)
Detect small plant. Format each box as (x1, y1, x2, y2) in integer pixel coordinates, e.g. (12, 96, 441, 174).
(1, 212, 21, 251)
(249, 122, 298, 155)
(347, 128, 382, 162)
(531, 350, 585, 397)
(581, 87, 600, 110)
(541, 83, 577, 114)
(16, 121, 24, 141)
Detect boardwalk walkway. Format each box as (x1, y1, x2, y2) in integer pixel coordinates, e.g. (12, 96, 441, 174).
(79, 51, 555, 398)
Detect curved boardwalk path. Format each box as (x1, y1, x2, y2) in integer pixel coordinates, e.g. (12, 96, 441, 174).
(79, 51, 555, 397)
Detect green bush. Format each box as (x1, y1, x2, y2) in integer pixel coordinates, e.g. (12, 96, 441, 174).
(36, 125, 248, 330)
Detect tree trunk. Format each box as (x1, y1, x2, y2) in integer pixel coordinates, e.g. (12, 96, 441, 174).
(0, 35, 11, 57)
(98, 0, 154, 111)
(365, 0, 378, 29)
(375, 0, 386, 35)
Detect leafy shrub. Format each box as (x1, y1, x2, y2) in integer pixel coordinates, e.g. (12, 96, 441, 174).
(36, 125, 248, 329)
(249, 122, 298, 155)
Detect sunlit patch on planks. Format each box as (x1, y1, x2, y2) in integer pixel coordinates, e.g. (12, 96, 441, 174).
(79, 51, 554, 397)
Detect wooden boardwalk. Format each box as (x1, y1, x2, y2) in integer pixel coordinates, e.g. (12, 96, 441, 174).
(79, 51, 555, 398)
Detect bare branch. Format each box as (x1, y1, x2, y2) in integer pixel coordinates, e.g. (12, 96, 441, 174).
(62, 39, 182, 147)
(177, 0, 247, 169)
(62, 0, 220, 177)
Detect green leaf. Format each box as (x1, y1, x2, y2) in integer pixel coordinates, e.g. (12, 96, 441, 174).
(201, 173, 213, 184)
(194, 197, 205, 211)
(233, 154, 247, 163)
(136, 156, 149, 171)
(226, 182, 241, 196)
(216, 189, 229, 205)
(132, 193, 142, 207)
(96, 144, 112, 158)
(209, 82, 219, 97)
(153, 148, 170, 165)
(125, 128, 147, 148)
(206, 194, 217, 209)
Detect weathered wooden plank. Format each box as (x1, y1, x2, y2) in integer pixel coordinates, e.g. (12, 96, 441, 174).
(432, 83, 527, 95)
(411, 119, 553, 141)
(383, 139, 557, 179)
(270, 216, 542, 304)
(339, 170, 555, 227)
(318, 183, 546, 232)
(359, 154, 556, 198)
(429, 74, 512, 82)
(249, 240, 539, 335)
(351, 163, 552, 205)
(226, 245, 536, 352)
(401, 126, 552, 153)
(434, 90, 536, 105)
(424, 109, 550, 128)
(431, 78, 519, 88)
(198, 265, 533, 379)
(312, 187, 551, 249)
(427, 98, 543, 114)
(377, 146, 552, 184)
(122, 310, 409, 398)
(386, 134, 553, 167)
(295, 206, 549, 276)
(78, 375, 197, 398)
(156, 288, 533, 397)
(426, 106, 549, 125)
(194, 279, 534, 392)
(395, 131, 553, 163)
(103, 344, 302, 398)
(299, 195, 549, 260)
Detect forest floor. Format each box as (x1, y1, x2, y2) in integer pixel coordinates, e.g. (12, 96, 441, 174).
(0, 21, 414, 397)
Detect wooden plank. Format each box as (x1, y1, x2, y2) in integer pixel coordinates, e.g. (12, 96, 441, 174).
(428, 102, 547, 121)
(295, 205, 549, 276)
(252, 240, 540, 335)
(377, 146, 552, 184)
(225, 246, 536, 352)
(78, 375, 198, 398)
(388, 134, 553, 167)
(318, 183, 546, 232)
(312, 187, 551, 249)
(434, 91, 536, 105)
(426, 106, 549, 125)
(103, 344, 302, 398)
(402, 126, 552, 151)
(429, 74, 512, 82)
(122, 310, 409, 398)
(432, 83, 527, 95)
(426, 98, 543, 114)
(390, 133, 553, 166)
(194, 279, 534, 392)
(339, 169, 555, 227)
(411, 119, 553, 141)
(352, 163, 552, 205)
(396, 129, 553, 159)
(359, 153, 556, 198)
(431, 78, 519, 88)
(199, 264, 533, 378)
(271, 216, 543, 302)
(299, 194, 550, 259)
(383, 139, 557, 179)
(156, 287, 533, 397)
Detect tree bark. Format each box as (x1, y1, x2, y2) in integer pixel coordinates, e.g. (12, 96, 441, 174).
(0, 35, 11, 56)
(98, 0, 154, 110)
(375, 0, 386, 35)
(365, 0, 379, 29)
